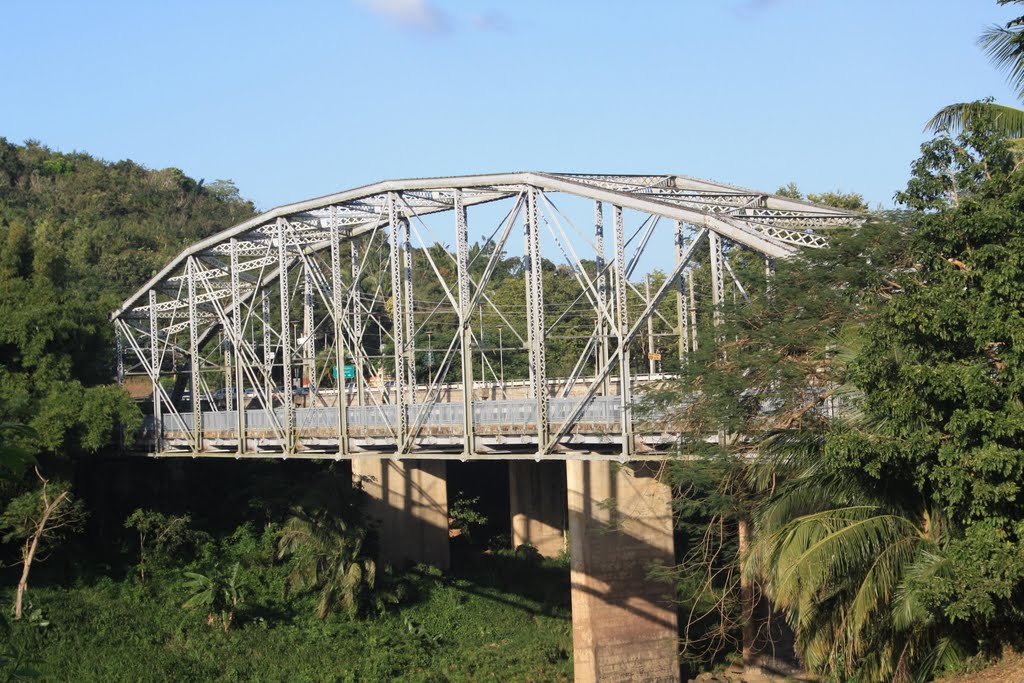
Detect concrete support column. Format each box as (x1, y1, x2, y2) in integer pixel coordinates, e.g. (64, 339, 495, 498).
(567, 460, 679, 683)
(352, 458, 449, 569)
(509, 461, 567, 558)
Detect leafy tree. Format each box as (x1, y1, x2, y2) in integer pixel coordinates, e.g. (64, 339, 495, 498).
(0, 137, 255, 476)
(844, 112, 1024, 639)
(642, 205, 910, 669)
(927, 1, 1024, 138)
(775, 183, 869, 211)
(124, 508, 196, 582)
(449, 492, 488, 543)
(0, 421, 36, 482)
(744, 108, 1024, 681)
(0, 470, 86, 619)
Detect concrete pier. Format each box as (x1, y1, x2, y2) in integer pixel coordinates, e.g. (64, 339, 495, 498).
(509, 461, 568, 557)
(567, 460, 680, 683)
(351, 458, 450, 569)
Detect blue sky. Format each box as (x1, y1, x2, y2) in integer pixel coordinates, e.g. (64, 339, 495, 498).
(1, 1, 1019, 212)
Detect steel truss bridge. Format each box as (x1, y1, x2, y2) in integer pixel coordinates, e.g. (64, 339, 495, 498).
(111, 173, 859, 460)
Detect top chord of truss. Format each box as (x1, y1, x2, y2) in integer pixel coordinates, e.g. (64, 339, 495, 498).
(112, 172, 861, 321)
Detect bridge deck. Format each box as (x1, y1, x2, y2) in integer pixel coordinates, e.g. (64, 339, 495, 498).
(140, 396, 682, 460)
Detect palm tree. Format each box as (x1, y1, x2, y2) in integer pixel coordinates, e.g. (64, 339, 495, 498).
(745, 428, 964, 682)
(182, 562, 243, 632)
(927, 2, 1024, 138)
(277, 505, 396, 618)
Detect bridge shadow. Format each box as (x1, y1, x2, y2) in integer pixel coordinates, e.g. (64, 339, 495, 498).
(567, 460, 681, 633)
(360, 457, 683, 669)
(413, 550, 573, 620)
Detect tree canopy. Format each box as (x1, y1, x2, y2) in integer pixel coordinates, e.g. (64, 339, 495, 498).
(0, 139, 256, 464)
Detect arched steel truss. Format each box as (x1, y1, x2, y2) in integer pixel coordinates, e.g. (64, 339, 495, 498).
(111, 173, 859, 460)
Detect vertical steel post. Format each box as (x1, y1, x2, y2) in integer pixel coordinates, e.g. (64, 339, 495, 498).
(304, 266, 316, 408)
(114, 325, 125, 452)
(115, 326, 125, 386)
(689, 274, 698, 352)
(674, 220, 690, 362)
(645, 274, 656, 376)
(710, 231, 725, 329)
(330, 214, 349, 455)
(229, 238, 246, 454)
(387, 193, 408, 448)
(710, 234, 728, 448)
(594, 200, 609, 394)
(149, 290, 163, 453)
(613, 205, 632, 455)
(479, 306, 485, 384)
(454, 189, 475, 455)
(224, 333, 233, 412)
(262, 292, 272, 409)
(186, 257, 203, 454)
(277, 218, 295, 453)
(350, 238, 365, 407)
(524, 187, 549, 449)
(401, 215, 416, 404)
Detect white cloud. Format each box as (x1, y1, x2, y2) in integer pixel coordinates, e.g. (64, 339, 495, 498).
(472, 9, 513, 33)
(354, 0, 450, 33)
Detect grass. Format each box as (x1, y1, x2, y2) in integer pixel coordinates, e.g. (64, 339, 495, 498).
(2, 555, 574, 682)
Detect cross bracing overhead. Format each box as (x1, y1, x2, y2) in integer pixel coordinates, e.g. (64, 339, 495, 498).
(111, 172, 861, 460)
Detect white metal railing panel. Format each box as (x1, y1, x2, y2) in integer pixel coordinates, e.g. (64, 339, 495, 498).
(202, 411, 237, 431)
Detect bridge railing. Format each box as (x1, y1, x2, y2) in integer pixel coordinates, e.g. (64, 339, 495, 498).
(145, 396, 632, 443)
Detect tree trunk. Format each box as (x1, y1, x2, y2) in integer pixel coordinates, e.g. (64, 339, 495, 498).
(738, 516, 755, 667)
(14, 490, 69, 619)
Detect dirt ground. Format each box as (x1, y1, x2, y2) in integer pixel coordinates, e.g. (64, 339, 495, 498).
(935, 651, 1024, 683)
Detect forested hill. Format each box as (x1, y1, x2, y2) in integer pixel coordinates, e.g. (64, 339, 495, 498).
(0, 138, 256, 459)
(0, 138, 256, 301)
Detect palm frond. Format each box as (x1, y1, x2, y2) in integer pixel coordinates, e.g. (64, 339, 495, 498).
(891, 547, 949, 632)
(278, 503, 380, 618)
(762, 508, 918, 613)
(911, 636, 964, 683)
(979, 23, 1024, 100)
(847, 535, 920, 656)
(925, 102, 1024, 139)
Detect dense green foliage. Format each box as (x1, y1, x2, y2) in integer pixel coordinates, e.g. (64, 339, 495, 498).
(0, 138, 255, 464)
(644, 192, 897, 670)
(1, 525, 573, 682)
(0, 141, 261, 649)
(846, 118, 1024, 636)
(652, 110, 1024, 681)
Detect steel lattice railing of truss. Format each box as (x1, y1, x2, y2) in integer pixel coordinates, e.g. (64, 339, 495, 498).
(111, 172, 862, 461)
